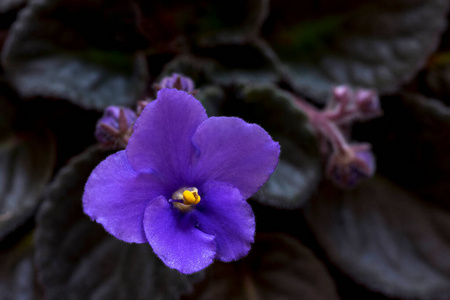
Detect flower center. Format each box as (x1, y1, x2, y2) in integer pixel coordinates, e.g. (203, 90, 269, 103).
(171, 187, 201, 211)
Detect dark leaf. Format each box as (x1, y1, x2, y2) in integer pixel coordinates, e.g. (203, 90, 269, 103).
(0, 83, 17, 139)
(264, 0, 449, 103)
(358, 92, 450, 209)
(2, 0, 148, 110)
(0, 234, 43, 300)
(422, 23, 450, 102)
(35, 146, 202, 300)
(304, 176, 450, 299)
(198, 41, 280, 86)
(0, 0, 26, 14)
(184, 233, 340, 300)
(193, 0, 269, 47)
(157, 55, 216, 89)
(0, 129, 55, 240)
(225, 84, 321, 209)
(425, 54, 450, 103)
(195, 85, 226, 117)
(136, 0, 268, 47)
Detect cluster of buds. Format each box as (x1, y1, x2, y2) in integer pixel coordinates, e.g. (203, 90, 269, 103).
(295, 85, 381, 189)
(325, 86, 382, 125)
(95, 73, 196, 150)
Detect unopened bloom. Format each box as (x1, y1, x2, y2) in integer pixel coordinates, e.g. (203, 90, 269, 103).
(154, 73, 196, 94)
(326, 86, 382, 124)
(326, 144, 375, 189)
(83, 89, 280, 274)
(95, 106, 137, 149)
(354, 89, 382, 120)
(136, 99, 152, 116)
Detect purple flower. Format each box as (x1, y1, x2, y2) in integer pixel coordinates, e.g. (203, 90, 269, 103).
(83, 89, 280, 274)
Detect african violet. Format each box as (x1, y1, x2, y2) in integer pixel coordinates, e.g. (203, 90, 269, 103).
(84, 88, 280, 274)
(1, 0, 450, 299)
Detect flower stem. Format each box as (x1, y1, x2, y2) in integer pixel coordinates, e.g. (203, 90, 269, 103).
(294, 96, 349, 154)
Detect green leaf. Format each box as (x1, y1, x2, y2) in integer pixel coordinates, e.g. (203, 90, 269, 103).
(2, 0, 148, 110)
(304, 176, 450, 299)
(184, 233, 340, 300)
(35, 146, 202, 300)
(0, 129, 55, 240)
(224, 84, 321, 209)
(264, 0, 449, 103)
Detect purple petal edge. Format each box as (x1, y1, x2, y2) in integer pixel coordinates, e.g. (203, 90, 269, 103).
(143, 195, 216, 274)
(83, 151, 163, 243)
(191, 117, 280, 199)
(127, 88, 208, 193)
(195, 180, 255, 262)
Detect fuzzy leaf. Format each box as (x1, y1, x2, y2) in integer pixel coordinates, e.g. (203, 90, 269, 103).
(194, 0, 268, 46)
(184, 233, 340, 300)
(35, 146, 202, 300)
(304, 177, 450, 299)
(2, 0, 148, 110)
(134, 0, 267, 48)
(195, 85, 226, 117)
(425, 52, 450, 102)
(156, 55, 216, 89)
(358, 92, 450, 209)
(0, 129, 55, 240)
(202, 42, 279, 86)
(0, 234, 43, 300)
(265, 0, 449, 103)
(0, 0, 26, 14)
(224, 84, 321, 209)
(0, 85, 17, 140)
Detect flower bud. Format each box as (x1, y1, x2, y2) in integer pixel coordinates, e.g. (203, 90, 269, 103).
(325, 85, 353, 121)
(355, 89, 382, 120)
(95, 106, 137, 148)
(326, 144, 375, 189)
(332, 85, 352, 106)
(136, 99, 152, 116)
(154, 73, 196, 94)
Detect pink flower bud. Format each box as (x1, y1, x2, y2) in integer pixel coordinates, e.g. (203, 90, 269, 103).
(355, 89, 382, 120)
(332, 85, 352, 106)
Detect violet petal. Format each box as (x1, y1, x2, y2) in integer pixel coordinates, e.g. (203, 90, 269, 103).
(126, 89, 207, 192)
(195, 181, 255, 262)
(191, 117, 280, 198)
(83, 151, 163, 243)
(143, 195, 216, 274)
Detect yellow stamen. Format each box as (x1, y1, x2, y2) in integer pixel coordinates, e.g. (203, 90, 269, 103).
(182, 190, 201, 205)
(171, 187, 201, 212)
